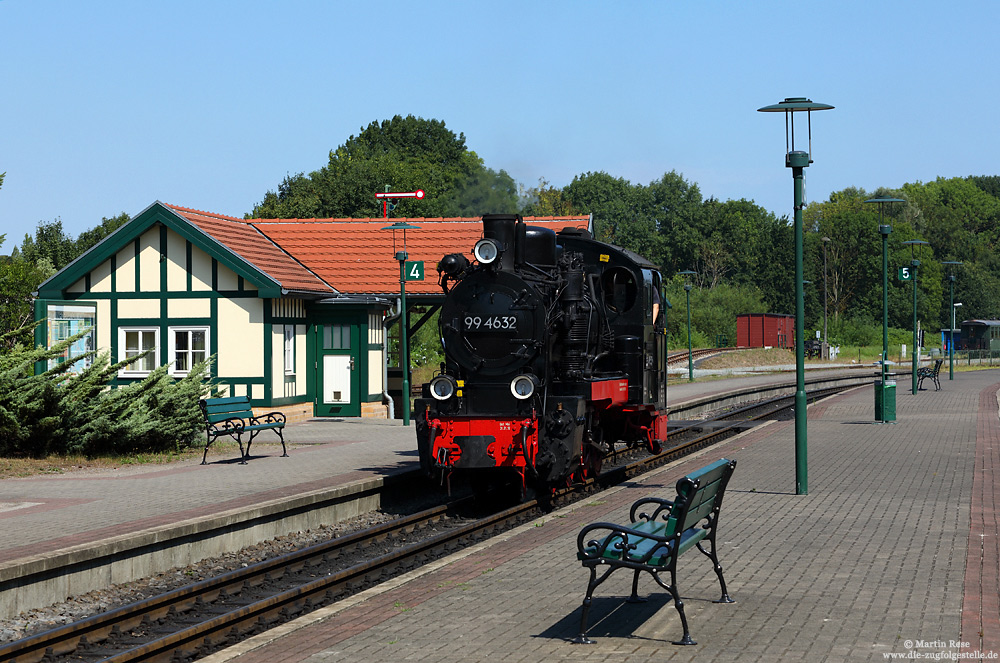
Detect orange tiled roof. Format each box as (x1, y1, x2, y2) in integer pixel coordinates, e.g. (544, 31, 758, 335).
(247, 216, 592, 295)
(166, 205, 335, 293)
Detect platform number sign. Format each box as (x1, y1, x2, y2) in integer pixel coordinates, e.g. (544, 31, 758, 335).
(405, 261, 424, 281)
(898, 266, 913, 281)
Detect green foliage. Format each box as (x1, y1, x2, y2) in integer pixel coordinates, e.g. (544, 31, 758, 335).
(664, 281, 768, 348)
(0, 325, 211, 458)
(519, 177, 575, 217)
(0, 252, 52, 350)
(250, 116, 518, 219)
(564, 171, 661, 260)
(408, 308, 444, 368)
(1, 213, 130, 347)
(826, 316, 881, 347)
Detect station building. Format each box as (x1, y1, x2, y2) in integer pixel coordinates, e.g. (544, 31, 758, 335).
(34, 202, 591, 421)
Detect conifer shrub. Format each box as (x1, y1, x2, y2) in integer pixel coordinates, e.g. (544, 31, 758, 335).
(0, 324, 212, 458)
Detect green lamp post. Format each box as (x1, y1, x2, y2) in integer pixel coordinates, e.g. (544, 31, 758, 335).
(677, 270, 697, 382)
(865, 196, 904, 422)
(381, 219, 421, 425)
(941, 261, 963, 380)
(902, 239, 930, 395)
(758, 97, 834, 496)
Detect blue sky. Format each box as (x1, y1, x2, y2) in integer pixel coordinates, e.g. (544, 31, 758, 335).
(1, 1, 997, 246)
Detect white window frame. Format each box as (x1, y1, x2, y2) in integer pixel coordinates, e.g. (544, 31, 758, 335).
(168, 326, 210, 377)
(117, 327, 160, 377)
(283, 325, 296, 375)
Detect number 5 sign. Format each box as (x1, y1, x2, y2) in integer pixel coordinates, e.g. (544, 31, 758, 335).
(405, 261, 424, 281)
(898, 266, 913, 281)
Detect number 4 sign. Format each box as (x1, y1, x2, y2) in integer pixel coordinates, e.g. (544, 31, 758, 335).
(405, 261, 424, 281)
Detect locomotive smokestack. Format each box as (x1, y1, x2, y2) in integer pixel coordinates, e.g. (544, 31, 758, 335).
(481, 214, 519, 271)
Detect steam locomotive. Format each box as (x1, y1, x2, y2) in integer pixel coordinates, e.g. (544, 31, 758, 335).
(414, 214, 668, 494)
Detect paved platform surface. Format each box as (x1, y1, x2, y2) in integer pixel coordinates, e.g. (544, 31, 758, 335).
(194, 368, 997, 663)
(3, 367, 996, 661)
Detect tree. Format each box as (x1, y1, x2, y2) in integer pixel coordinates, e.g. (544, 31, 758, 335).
(519, 177, 576, 217)
(74, 212, 130, 257)
(18, 219, 74, 271)
(0, 213, 131, 347)
(649, 171, 705, 274)
(562, 172, 664, 265)
(250, 116, 518, 219)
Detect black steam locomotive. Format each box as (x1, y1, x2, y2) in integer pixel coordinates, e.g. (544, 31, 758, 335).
(415, 214, 668, 494)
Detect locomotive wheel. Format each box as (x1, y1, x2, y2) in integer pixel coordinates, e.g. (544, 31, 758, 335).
(648, 438, 663, 455)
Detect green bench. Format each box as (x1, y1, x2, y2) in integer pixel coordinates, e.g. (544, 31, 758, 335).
(917, 358, 944, 391)
(198, 396, 288, 465)
(574, 458, 737, 646)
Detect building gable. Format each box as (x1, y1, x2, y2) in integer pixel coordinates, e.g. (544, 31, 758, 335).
(37, 202, 332, 299)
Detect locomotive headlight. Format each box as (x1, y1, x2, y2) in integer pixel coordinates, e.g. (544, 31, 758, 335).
(429, 375, 457, 401)
(510, 374, 539, 400)
(473, 238, 500, 264)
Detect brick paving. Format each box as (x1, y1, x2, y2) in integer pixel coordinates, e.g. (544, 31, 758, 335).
(2, 368, 996, 661)
(205, 370, 1000, 663)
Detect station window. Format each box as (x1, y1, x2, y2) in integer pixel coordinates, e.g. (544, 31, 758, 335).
(322, 324, 351, 350)
(118, 327, 159, 376)
(169, 326, 209, 376)
(284, 325, 295, 375)
(46, 304, 96, 373)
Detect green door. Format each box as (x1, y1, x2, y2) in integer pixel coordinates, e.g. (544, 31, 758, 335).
(315, 320, 361, 417)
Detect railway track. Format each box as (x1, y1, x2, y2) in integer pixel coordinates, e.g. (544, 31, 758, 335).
(666, 347, 730, 366)
(0, 377, 869, 663)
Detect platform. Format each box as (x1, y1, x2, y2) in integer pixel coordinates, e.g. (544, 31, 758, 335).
(197, 368, 997, 662)
(2, 367, 997, 660)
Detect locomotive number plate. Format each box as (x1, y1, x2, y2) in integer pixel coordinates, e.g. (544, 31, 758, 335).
(464, 315, 518, 332)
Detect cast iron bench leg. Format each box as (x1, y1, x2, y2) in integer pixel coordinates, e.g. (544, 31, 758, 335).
(655, 569, 696, 646)
(574, 565, 615, 644)
(626, 569, 646, 603)
(697, 540, 735, 603)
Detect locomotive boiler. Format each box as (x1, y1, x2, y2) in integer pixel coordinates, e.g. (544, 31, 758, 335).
(415, 214, 668, 494)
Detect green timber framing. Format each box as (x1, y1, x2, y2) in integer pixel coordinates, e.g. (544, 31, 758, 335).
(33, 202, 393, 418)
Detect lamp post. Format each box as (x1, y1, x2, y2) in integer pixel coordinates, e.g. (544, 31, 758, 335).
(865, 196, 904, 422)
(758, 97, 834, 496)
(902, 239, 930, 395)
(378, 189, 423, 425)
(948, 302, 962, 380)
(380, 217, 422, 427)
(678, 270, 696, 382)
(941, 261, 963, 380)
(821, 236, 831, 358)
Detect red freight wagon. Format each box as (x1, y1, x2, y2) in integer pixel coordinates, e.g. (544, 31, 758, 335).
(736, 313, 795, 348)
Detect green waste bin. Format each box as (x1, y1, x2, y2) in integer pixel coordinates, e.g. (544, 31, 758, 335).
(875, 379, 896, 422)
